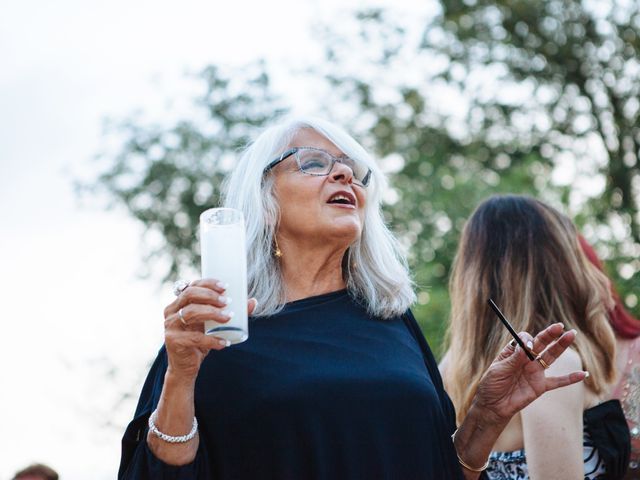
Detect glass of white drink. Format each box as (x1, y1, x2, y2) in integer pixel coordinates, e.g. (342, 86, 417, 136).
(199, 207, 248, 344)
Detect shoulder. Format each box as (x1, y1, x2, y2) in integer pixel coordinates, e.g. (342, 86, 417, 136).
(398, 310, 447, 386)
(399, 310, 437, 360)
(399, 309, 422, 340)
(524, 347, 585, 418)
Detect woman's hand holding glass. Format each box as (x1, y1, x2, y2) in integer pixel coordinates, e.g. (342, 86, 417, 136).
(163, 278, 257, 380)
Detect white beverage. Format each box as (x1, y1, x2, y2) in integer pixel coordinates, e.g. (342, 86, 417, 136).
(200, 208, 248, 344)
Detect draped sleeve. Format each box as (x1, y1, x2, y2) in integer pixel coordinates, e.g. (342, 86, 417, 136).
(117, 346, 212, 480)
(402, 310, 489, 480)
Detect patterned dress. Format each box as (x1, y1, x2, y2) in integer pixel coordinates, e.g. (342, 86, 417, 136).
(486, 430, 607, 479)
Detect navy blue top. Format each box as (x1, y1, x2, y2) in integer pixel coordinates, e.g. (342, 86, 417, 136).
(119, 290, 466, 479)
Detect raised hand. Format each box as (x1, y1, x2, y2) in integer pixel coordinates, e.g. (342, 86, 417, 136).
(473, 323, 587, 422)
(164, 278, 257, 379)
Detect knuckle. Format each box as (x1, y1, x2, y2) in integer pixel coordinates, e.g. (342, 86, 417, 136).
(187, 305, 203, 322)
(181, 288, 196, 303)
(181, 304, 193, 319)
(192, 305, 218, 325)
(164, 329, 179, 344)
(199, 289, 215, 305)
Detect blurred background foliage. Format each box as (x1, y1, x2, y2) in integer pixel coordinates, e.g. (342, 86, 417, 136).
(87, 0, 640, 356)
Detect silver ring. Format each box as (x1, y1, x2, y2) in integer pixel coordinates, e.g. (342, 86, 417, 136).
(178, 308, 187, 326)
(173, 279, 190, 297)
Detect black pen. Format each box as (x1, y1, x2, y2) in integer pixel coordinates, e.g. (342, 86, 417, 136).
(487, 298, 536, 361)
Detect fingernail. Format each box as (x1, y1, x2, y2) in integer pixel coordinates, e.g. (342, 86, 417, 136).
(217, 338, 229, 347)
(222, 309, 235, 318)
(584, 371, 590, 378)
(526, 340, 533, 350)
(570, 328, 577, 335)
(219, 296, 230, 305)
(556, 322, 565, 329)
(216, 281, 227, 290)
(252, 298, 259, 309)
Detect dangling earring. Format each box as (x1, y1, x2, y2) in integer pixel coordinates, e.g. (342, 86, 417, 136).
(273, 237, 283, 258)
(348, 249, 356, 270)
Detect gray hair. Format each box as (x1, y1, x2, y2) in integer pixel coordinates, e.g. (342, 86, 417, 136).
(223, 116, 415, 319)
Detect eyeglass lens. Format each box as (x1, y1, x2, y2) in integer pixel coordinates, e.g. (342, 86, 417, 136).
(296, 149, 368, 185)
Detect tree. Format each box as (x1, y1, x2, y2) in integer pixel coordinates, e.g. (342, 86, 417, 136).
(315, 2, 640, 336)
(86, 62, 287, 280)
(432, 0, 640, 307)
(310, 8, 568, 346)
(86, 1, 640, 354)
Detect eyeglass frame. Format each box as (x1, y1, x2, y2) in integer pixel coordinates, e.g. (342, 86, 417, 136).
(263, 146, 372, 187)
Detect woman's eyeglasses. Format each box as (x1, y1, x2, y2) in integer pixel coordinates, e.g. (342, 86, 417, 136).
(264, 147, 372, 187)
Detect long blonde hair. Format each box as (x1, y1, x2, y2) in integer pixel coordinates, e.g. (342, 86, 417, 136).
(444, 195, 616, 424)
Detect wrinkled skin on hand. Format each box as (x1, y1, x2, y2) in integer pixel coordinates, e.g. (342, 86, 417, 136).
(474, 323, 585, 423)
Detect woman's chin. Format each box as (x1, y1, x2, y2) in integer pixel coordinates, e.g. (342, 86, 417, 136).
(326, 220, 362, 242)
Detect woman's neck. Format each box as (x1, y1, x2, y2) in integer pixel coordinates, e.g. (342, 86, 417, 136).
(277, 238, 348, 302)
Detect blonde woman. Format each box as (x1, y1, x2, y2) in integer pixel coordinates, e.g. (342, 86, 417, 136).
(440, 195, 630, 479)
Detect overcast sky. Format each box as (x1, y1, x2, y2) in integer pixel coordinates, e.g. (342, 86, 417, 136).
(0, 0, 431, 478)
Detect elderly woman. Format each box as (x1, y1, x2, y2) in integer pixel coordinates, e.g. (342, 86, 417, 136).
(119, 117, 586, 479)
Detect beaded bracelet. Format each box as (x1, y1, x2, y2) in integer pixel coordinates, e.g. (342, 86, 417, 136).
(148, 409, 198, 443)
(451, 429, 490, 472)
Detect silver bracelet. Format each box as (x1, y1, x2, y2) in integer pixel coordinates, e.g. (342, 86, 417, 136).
(148, 408, 198, 443)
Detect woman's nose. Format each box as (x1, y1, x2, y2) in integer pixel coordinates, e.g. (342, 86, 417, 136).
(329, 160, 354, 184)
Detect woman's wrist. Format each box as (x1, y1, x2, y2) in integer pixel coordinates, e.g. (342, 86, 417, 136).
(146, 370, 199, 465)
(165, 366, 199, 390)
(451, 428, 490, 472)
(467, 397, 511, 431)
(155, 370, 197, 431)
(455, 402, 510, 473)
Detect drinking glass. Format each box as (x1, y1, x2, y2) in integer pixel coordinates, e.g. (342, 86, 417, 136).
(200, 207, 248, 344)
